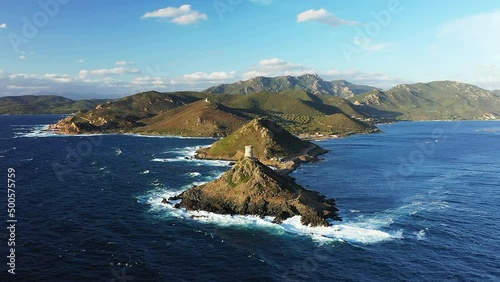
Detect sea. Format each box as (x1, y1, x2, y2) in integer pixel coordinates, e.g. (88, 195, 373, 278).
(1, 114, 499, 281)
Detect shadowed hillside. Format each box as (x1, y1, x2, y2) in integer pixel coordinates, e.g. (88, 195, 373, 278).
(0, 95, 107, 114)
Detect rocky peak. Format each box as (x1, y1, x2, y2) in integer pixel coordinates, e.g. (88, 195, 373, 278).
(196, 118, 324, 164)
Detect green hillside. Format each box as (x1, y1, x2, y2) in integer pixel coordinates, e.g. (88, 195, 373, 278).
(197, 118, 317, 163)
(51, 90, 376, 137)
(351, 81, 500, 120)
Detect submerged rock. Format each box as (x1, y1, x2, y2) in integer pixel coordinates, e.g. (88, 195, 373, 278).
(174, 155, 341, 227)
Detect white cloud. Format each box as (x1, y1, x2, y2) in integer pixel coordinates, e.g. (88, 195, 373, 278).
(0, 23, 7, 29)
(352, 37, 391, 53)
(43, 74, 72, 83)
(321, 69, 407, 89)
(116, 61, 134, 66)
(79, 67, 141, 76)
(183, 71, 236, 81)
(19, 55, 27, 60)
(429, 9, 500, 89)
(0, 68, 239, 98)
(243, 58, 315, 79)
(434, 10, 500, 63)
(142, 4, 208, 25)
(76, 59, 85, 63)
(6, 85, 47, 90)
(297, 8, 361, 27)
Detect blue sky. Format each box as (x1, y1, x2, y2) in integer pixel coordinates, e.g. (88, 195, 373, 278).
(0, 0, 499, 98)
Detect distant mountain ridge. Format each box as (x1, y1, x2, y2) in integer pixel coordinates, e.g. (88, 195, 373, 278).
(0, 95, 107, 114)
(204, 74, 378, 98)
(351, 81, 500, 120)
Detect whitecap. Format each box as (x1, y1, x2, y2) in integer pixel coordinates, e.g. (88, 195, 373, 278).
(14, 125, 59, 138)
(187, 172, 201, 177)
(140, 170, 150, 174)
(280, 216, 399, 244)
(141, 187, 401, 245)
(151, 157, 231, 167)
(415, 229, 427, 240)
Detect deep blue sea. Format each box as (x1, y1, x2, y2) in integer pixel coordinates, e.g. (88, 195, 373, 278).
(1, 115, 499, 281)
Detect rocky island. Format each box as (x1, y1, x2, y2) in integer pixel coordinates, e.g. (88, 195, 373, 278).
(196, 118, 327, 173)
(171, 145, 341, 227)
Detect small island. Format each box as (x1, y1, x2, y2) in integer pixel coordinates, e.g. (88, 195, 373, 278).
(195, 118, 327, 174)
(170, 145, 342, 227)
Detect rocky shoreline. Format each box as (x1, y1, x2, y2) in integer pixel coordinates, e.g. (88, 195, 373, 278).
(169, 153, 341, 227)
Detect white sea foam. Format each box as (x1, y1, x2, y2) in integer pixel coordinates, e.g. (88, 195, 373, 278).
(415, 229, 427, 240)
(140, 186, 403, 245)
(12, 124, 105, 138)
(13, 125, 59, 138)
(141, 143, 405, 245)
(114, 148, 122, 156)
(140, 170, 150, 174)
(187, 172, 201, 177)
(152, 157, 231, 167)
(280, 216, 399, 244)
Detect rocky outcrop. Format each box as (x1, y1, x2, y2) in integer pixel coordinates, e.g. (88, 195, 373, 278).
(196, 118, 327, 170)
(49, 116, 99, 134)
(172, 156, 341, 227)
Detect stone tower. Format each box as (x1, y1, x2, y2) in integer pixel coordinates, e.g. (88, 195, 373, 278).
(244, 145, 254, 159)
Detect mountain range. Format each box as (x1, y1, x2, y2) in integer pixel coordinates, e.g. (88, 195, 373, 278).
(3, 75, 499, 137)
(204, 74, 378, 98)
(351, 81, 500, 120)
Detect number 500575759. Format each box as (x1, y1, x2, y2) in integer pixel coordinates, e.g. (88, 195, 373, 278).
(8, 168, 16, 188)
